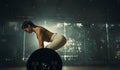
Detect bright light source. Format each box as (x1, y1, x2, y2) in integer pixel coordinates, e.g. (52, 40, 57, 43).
(56, 23, 63, 28)
(64, 22, 71, 26)
(76, 23, 82, 27)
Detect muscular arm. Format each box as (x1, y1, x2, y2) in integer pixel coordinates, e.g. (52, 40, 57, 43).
(36, 29, 44, 48)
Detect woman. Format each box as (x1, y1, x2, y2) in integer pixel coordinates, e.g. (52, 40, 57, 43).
(22, 20, 66, 50)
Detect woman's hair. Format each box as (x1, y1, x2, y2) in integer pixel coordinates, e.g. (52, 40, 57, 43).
(22, 20, 37, 29)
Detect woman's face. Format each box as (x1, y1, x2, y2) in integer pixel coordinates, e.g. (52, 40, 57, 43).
(23, 25, 32, 33)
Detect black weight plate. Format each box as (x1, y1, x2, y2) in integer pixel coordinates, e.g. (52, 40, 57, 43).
(27, 48, 62, 70)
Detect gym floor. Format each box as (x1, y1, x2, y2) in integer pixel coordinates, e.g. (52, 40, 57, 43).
(0, 66, 120, 70)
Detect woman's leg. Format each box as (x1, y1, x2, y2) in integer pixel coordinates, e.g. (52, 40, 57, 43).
(46, 34, 66, 50)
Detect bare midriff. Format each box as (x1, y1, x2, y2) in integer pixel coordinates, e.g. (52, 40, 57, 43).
(38, 26, 54, 42)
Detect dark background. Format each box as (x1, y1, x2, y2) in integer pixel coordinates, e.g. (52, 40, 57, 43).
(0, 0, 120, 67)
(0, 0, 120, 23)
